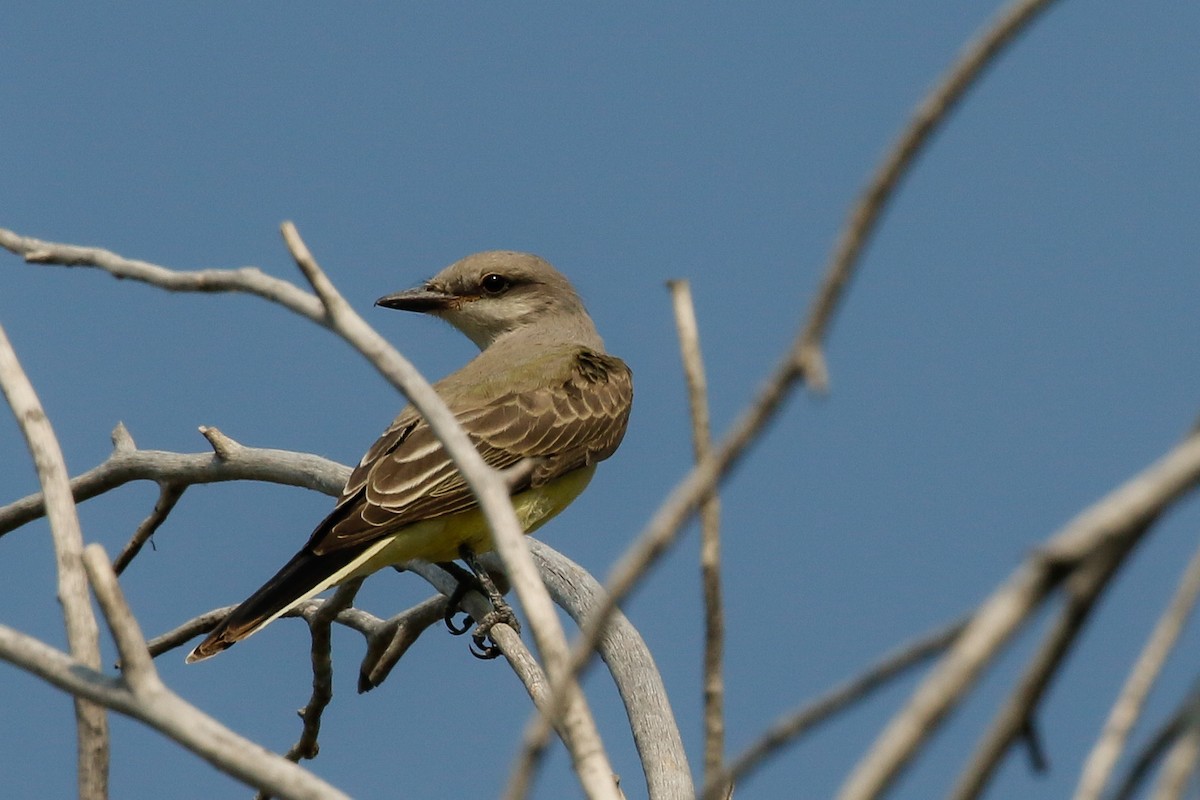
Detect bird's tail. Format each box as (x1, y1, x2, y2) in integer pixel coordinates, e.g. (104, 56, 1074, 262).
(186, 544, 370, 663)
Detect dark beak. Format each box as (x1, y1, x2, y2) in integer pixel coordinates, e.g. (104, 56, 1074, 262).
(375, 285, 455, 313)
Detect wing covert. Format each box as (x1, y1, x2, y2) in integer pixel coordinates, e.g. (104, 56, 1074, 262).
(309, 348, 631, 554)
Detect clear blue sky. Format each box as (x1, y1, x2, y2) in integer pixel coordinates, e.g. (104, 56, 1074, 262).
(2, 3, 1198, 798)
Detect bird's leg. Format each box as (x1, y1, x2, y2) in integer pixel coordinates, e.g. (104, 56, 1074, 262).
(435, 561, 478, 635)
(458, 545, 521, 660)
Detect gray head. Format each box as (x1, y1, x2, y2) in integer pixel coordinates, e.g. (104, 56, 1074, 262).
(376, 251, 602, 350)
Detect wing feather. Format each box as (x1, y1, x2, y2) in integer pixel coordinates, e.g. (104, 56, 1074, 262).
(309, 348, 631, 554)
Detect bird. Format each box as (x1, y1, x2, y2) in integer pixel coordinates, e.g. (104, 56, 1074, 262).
(187, 251, 632, 663)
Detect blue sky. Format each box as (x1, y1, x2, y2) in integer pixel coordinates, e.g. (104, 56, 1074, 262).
(2, 3, 1199, 798)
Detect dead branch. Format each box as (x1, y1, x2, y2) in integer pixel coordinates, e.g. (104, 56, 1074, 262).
(705, 615, 968, 800)
(0, 422, 348, 541)
(668, 278, 726, 788)
(1074, 538, 1200, 799)
(0, 322, 109, 798)
(841, 427, 1200, 799)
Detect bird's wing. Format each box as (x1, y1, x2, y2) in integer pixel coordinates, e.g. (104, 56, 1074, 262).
(308, 348, 632, 555)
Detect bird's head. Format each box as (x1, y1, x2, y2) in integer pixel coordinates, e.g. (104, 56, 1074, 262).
(376, 251, 600, 350)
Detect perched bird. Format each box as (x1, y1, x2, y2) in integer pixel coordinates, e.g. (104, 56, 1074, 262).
(187, 251, 632, 663)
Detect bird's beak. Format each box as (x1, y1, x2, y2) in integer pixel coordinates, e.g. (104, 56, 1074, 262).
(375, 285, 456, 313)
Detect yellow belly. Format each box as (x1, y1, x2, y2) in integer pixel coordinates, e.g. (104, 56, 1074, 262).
(353, 464, 597, 572)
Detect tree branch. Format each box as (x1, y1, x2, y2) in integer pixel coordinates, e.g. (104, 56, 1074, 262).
(705, 615, 968, 800)
(356, 595, 448, 693)
(505, 540, 693, 800)
(667, 278, 726, 789)
(1152, 720, 1200, 800)
(81, 544, 161, 694)
(0, 227, 326, 323)
(0, 321, 110, 798)
(1073, 537, 1200, 800)
(841, 426, 1200, 800)
(1112, 681, 1200, 800)
(0, 423, 348, 541)
(112, 481, 186, 574)
(949, 532, 1140, 800)
(0, 622, 349, 800)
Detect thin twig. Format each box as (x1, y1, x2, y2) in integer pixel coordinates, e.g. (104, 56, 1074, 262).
(81, 544, 161, 694)
(842, 427, 1200, 800)
(1112, 682, 1200, 800)
(357, 596, 448, 693)
(704, 615, 967, 800)
(667, 279, 726, 787)
(1152, 721, 1200, 800)
(254, 581, 369, 800)
(517, 541, 694, 800)
(950, 534, 1140, 800)
(282, 580, 365, 765)
(796, 0, 1063, 371)
(0, 425, 348, 539)
(146, 601, 381, 660)
(0, 623, 350, 800)
(112, 482, 186, 574)
(1074, 538, 1200, 800)
(0, 227, 326, 323)
(0, 321, 110, 798)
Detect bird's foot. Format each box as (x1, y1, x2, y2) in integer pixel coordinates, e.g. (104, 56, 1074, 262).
(469, 602, 521, 660)
(451, 546, 520, 659)
(437, 561, 479, 635)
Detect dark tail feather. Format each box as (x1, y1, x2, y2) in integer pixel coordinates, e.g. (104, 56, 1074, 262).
(186, 546, 362, 663)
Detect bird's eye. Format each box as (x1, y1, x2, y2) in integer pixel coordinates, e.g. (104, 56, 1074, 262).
(480, 273, 510, 295)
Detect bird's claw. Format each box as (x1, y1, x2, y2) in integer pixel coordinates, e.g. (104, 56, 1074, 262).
(469, 604, 521, 660)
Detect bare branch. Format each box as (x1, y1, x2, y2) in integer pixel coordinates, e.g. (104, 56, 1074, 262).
(0, 426, 348, 540)
(82, 544, 161, 694)
(1113, 682, 1200, 800)
(841, 427, 1200, 800)
(504, 540, 693, 800)
(0, 624, 349, 800)
(0, 321, 109, 797)
(277, 579, 366, 768)
(796, 0, 1064, 370)
(1074, 538, 1200, 800)
(0, 227, 326, 323)
(950, 533, 1139, 800)
(199, 424, 246, 459)
(667, 278, 726, 788)
(357, 596, 448, 693)
(237, 587, 374, 800)
(1153, 721, 1200, 800)
(704, 615, 967, 800)
(146, 601, 382, 660)
(112, 482, 186, 574)
(406, 563, 560, 724)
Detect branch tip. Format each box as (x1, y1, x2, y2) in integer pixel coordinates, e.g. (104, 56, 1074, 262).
(199, 426, 240, 459)
(111, 422, 136, 452)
